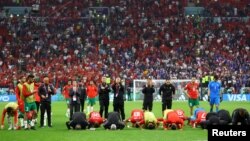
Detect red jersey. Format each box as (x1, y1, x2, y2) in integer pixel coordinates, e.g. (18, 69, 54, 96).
(196, 111, 207, 124)
(89, 111, 104, 125)
(185, 82, 199, 99)
(63, 84, 72, 99)
(15, 84, 24, 113)
(130, 109, 144, 123)
(34, 84, 40, 102)
(163, 111, 184, 129)
(86, 85, 98, 98)
(174, 109, 187, 120)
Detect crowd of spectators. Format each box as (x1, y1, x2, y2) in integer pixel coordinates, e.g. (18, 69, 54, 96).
(0, 0, 249, 94)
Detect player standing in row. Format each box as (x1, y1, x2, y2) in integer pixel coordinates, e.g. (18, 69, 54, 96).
(22, 74, 38, 130)
(15, 76, 26, 128)
(63, 80, 72, 117)
(86, 80, 98, 115)
(208, 75, 222, 112)
(184, 77, 200, 116)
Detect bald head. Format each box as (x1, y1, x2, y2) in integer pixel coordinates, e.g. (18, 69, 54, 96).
(43, 77, 49, 84)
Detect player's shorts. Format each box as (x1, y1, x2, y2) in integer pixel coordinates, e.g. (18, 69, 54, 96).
(88, 98, 96, 106)
(65, 98, 70, 104)
(24, 102, 37, 112)
(18, 111, 24, 118)
(210, 97, 220, 105)
(188, 98, 199, 107)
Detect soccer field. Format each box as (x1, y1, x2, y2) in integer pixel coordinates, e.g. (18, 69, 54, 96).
(0, 101, 249, 141)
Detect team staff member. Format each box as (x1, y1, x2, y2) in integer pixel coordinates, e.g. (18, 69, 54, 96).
(142, 78, 155, 112)
(98, 76, 111, 118)
(79, 81, 86, 112)
(231, 108, 250, 125)
(103, 112, 125, 130)
(159, 79, 175, 115)
(22, 74, 37, 130)
(184, 77, 200, 115)
(38, 76, 56, 128)
(125, 109, 144, 128)
(1, 102, 19, 130)
(208, 75, 222, 112)
(86, 80, 98, 114)
(69, 81, 81, 120)
(217, 109, 231, 125)
(112, 77, 125, 120)
(66, 112, 89, 130)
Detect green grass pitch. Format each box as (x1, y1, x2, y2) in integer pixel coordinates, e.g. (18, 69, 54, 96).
(0, 101, 249, 141)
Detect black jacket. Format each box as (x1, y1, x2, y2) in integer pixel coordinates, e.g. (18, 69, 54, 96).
(38, 83, 55, 103)
(69, 87, 81, 104)
(232, 108, 250, 125)
(103, 112, 125, 130)
(159, 83, 175, 101)
(98, 83, 111, 101)
(217, 109, 231, 124)
(142, 85, 155, 102)
(78, 86, 86, 101)
(112, 83, 125, 103)
(68, 112, 89, 129)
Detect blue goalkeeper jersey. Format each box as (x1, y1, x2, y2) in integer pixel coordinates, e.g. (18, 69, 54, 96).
(208, 81, 221, 98)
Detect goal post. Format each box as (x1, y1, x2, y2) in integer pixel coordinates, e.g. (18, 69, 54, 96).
(133, 79, 192, 101)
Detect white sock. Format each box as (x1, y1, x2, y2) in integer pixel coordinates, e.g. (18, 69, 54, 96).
(30, 119, 35, 127)
(87, 106, 90, 113)
(20, 118, 24, 127)
(24, 120, 28, 128)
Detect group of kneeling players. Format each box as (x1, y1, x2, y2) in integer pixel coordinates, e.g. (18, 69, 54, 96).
(65, 107, 250, 130)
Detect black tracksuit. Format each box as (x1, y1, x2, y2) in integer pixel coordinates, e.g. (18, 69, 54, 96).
(79, 86, 86, 112)
(98, 83, 111, 118)
(112, 83, 125, 120)
(142, 85, 155, 111)
(38, 83, 55, 127)
(159, 83, 175, 111)
(69, 88, 81, 120)
(217, 109, 231, 125)
(232, 108, 250, 125)
(66, 112, 89, 130)
(103, 112, 125, 130)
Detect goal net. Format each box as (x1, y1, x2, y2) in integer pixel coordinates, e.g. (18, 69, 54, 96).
(132, 79, 192, 101)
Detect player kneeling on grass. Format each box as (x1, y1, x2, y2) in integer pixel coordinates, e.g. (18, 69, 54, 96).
(1, 102, 20, 130)
(231, 108, 250, 125)
(163, 111, 184, 130)
(66, 112, 89, 130)
(125, 109, 144, 128)
(139, 111, 159, 130)
(174, 109, 188, 121)
(200, 112, 220, 129)
(88, 111, 104, 128)
(103, 112, 125, 130)
(217, 109, 231, 125)
(189, 108, 207, 128)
